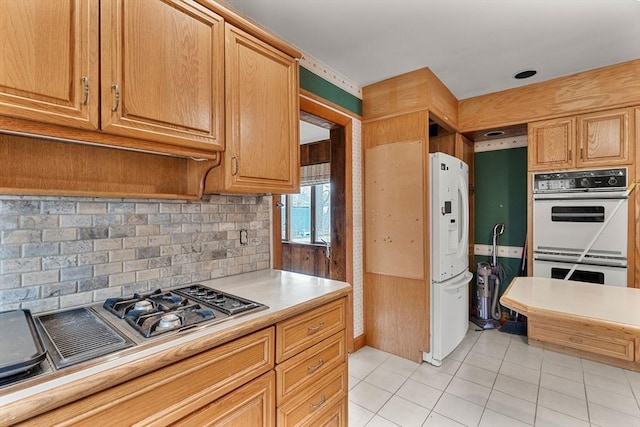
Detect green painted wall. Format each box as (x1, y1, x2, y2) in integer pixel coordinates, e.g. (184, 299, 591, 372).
(299, 67, 362, 115)
(473, 147, 528, 301)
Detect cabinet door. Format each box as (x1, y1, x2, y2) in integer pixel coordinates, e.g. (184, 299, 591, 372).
(100, 0, 224, 151)
(223, 24, 300, 193)
(577, 108, 632, 167)
(636, 107, 640, 289)
(528, 117, 575, 170)
(0, 0, 99, 130)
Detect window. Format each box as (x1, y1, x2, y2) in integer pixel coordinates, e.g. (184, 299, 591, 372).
(281, 183, 331, 244)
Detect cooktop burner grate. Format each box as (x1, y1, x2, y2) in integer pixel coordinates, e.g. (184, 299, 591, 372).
(37, 308, 133, 369)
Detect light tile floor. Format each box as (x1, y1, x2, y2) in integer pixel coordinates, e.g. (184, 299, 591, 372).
(348, 323, 640, 427)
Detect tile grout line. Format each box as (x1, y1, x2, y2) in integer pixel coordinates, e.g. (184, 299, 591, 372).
(350, 327, 640, 427)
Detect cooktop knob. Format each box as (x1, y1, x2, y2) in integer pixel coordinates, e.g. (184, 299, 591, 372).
(608, 177, 618, 186)
(580, 178, 590, 187)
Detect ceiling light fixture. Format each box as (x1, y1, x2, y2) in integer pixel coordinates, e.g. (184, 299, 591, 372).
(514, 69, 537, 79)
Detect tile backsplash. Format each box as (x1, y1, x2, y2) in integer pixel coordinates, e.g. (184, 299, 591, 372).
(0, 195, 271, 313)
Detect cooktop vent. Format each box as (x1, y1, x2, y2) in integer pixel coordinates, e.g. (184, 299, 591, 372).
(37, 308, 133, 369)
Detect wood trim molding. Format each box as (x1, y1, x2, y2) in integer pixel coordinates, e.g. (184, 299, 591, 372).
(300, 89, 363, 121)
(194, 0, 301, 59)
(274, 92, 355, 353)
(459, 59, 640, 132)
(352, 334, 366, 353)
(362, 67, 458, 129)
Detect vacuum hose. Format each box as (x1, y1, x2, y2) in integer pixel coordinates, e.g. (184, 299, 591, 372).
(490, 223, 505, 321)
(490, 276, 502, 320)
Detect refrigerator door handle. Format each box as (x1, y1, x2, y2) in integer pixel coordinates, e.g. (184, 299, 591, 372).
(456, 172, 469, 262)
(441, 271, 473, 293)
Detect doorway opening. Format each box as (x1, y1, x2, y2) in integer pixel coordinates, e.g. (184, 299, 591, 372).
(272, 92, 352, 284)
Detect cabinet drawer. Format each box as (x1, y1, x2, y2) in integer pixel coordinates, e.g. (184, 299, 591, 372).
(276, 332, 346, 404)
(529, 319, 635, 362)
(174, 371, 275, 427)
(276, 364, 347, 427)
(311, 398, 347, 427)
(276, 298, 346, 363)
(24, 328, 274, 426)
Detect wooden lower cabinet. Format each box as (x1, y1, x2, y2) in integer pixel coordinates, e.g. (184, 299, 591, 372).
(174, 371, 275, 427)
(19, 328, 274, 426)
(276, 298, 347, 363)
(313, 398, 348, 427)
(275, 298, 348, 426)
(276, 365, 348, 426)
(15, 298, 350, 426)
(528, 310, 639, 371)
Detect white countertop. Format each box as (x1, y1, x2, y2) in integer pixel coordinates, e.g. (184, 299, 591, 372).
(0, 269, 351, 420)
(501, 277, 640, 328)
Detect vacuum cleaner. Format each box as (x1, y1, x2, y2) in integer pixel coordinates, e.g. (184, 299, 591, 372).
(471, 223, 504, 329)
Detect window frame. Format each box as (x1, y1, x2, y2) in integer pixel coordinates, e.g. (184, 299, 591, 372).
(281, 183, 330, 245)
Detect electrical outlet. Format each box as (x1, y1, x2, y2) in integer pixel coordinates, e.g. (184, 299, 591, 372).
(240, 229, 248, 246)
(474, 244, 523, 259)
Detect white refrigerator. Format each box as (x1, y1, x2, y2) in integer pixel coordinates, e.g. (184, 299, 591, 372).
(423, 152, 472, 366)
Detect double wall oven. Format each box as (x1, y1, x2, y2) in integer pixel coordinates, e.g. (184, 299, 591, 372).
(532, 167, 628, 286)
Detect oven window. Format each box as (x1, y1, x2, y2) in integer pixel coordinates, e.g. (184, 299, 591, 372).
(551, 206, 604, 222)
(550, 267, 604, 284)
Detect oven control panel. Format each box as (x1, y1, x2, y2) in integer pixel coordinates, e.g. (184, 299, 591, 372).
(533, 168, 627, 193)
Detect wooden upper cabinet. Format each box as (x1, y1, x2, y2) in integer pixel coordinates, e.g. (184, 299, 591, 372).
(577, 108, 632, 167)
(205, 25, 299, 194)
(0, 0, 99, 130)
(529, 108, 633, 171)
(528, 117, 575, 171)
(100, 0, 224, 151)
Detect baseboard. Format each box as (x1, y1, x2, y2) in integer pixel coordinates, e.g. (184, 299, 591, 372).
(353, 334, 366, 352)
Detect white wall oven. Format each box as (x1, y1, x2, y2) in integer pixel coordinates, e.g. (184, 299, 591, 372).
(532, 168, 628, 287)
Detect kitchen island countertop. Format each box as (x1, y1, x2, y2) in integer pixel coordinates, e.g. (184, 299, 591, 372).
(0, 269, 351, 425)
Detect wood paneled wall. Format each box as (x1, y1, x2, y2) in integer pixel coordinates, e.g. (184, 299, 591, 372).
(282, 242, 330, 278)
(363, 111, 430, 362)
(300, 140, 330, 166)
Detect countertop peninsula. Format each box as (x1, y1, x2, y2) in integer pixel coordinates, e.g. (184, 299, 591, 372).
(500, 277, 640, 327)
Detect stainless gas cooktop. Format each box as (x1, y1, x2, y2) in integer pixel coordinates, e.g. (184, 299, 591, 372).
(34, 285, 267, 373)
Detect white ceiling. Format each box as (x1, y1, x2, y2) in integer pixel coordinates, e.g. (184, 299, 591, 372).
(300, 120, 330, 144)
(222, 0, 640, 100)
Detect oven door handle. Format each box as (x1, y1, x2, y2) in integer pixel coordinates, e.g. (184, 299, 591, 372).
(551, 212, 605, 221)
(533, 193, 628, 201)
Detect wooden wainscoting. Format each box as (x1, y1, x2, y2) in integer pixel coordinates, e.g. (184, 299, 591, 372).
(282, 242, 330, 279)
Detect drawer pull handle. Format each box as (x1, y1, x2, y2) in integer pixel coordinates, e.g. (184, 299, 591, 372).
(309, 394, 326, 411)
(231, 156, 239, 176)
(307, 322, 324, 333)
(307, 358, 324, 372)
(111, 84, 120, 112)
(81, 77, 89, 105)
